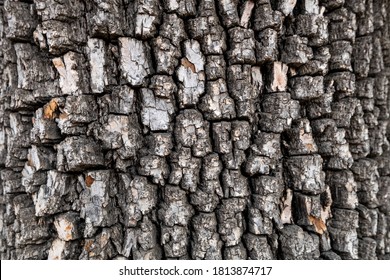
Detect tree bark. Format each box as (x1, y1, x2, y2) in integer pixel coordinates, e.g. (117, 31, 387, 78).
(0, 0, 389, 260)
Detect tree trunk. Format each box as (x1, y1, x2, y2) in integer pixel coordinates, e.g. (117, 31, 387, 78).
(0, 0, 389, 260)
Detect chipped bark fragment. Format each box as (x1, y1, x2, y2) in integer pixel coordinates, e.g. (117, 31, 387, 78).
(259, 92, 300, 133)
(191, 213, 223, 260)
(87, 38, 117, 93)
(164, 0, 196, 17)
(152, 37, 180, 75)
(140, 88, 175, 131)
(244, 234, 273, 260)
(284, 118, 318, 155)
(281, 188, 294, 224)
(15, 43, 55, 91)
(326, 170, 358, 209)
(217, 0, 239, 28)
(301, 0, 320, 14)
(281, 36, 313, 66)
(222, 169, 249, 198)
(266, 62, 288, 93)
(217, 198, 247, 246)
(85, 175, 94, 188)
(176, 40, 205, 108)
(118, 175, 158, 227)
(119, 37, 153, 87)
(48, 239, 81, 260)
(87, 38, 106, 93)
(278, 0, 297, 16)
(34, 171, 76, 216)
(227, 65, 262, 121)
(31, 108, 62, 144)
(292, 192, 325, 232)
(289, 76, 324, 100)
(223, 243, 247, 260)
(284, 155, 326, 195)
(57, 95, 98, 135)
(309, 215, 327, 234)
(253, 2, 284, 32)
(80, 171, 118, 237)
(43, 100, 59, 120)
(87, 0, 126, 38)
(329, 41, 353, 71)
(181, 58, 196, 73)
(279, 225, 320, 260)
(57, 136, 104, 172)
(240, 1, 255, 28)
(256, 28, 279, 63)
(147, 133, 173, 157)
(228, 27, 256, 65)
(41, 18, 87, 55)
(94, 114, 141, 161)
(199, 79, 236, 121)
(98, 85, 136, 115)
(52, 52, 89, 96)
(159, 13, 187, 48)
(138, 155, 169, 186)
(328, 208, 359, 259)
(79, 227, 122, 259)
(54, 212, 81, 241)
(328, 8, 357, 42)
(4, 1, 37, 41)
(174, 109, 212, 157)
(169, 147, 201, 192)
(188, 0, 227, 55)
(121, 217, 161, 259)
(159, 186, 194, 228)
(353, 36, 373, 78)
(134, 0, 161, 39)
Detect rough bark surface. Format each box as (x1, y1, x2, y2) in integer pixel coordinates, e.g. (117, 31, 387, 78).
(0, 0, 389, 260)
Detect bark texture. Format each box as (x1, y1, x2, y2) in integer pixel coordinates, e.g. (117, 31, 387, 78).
(0, 0, 389, 260)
